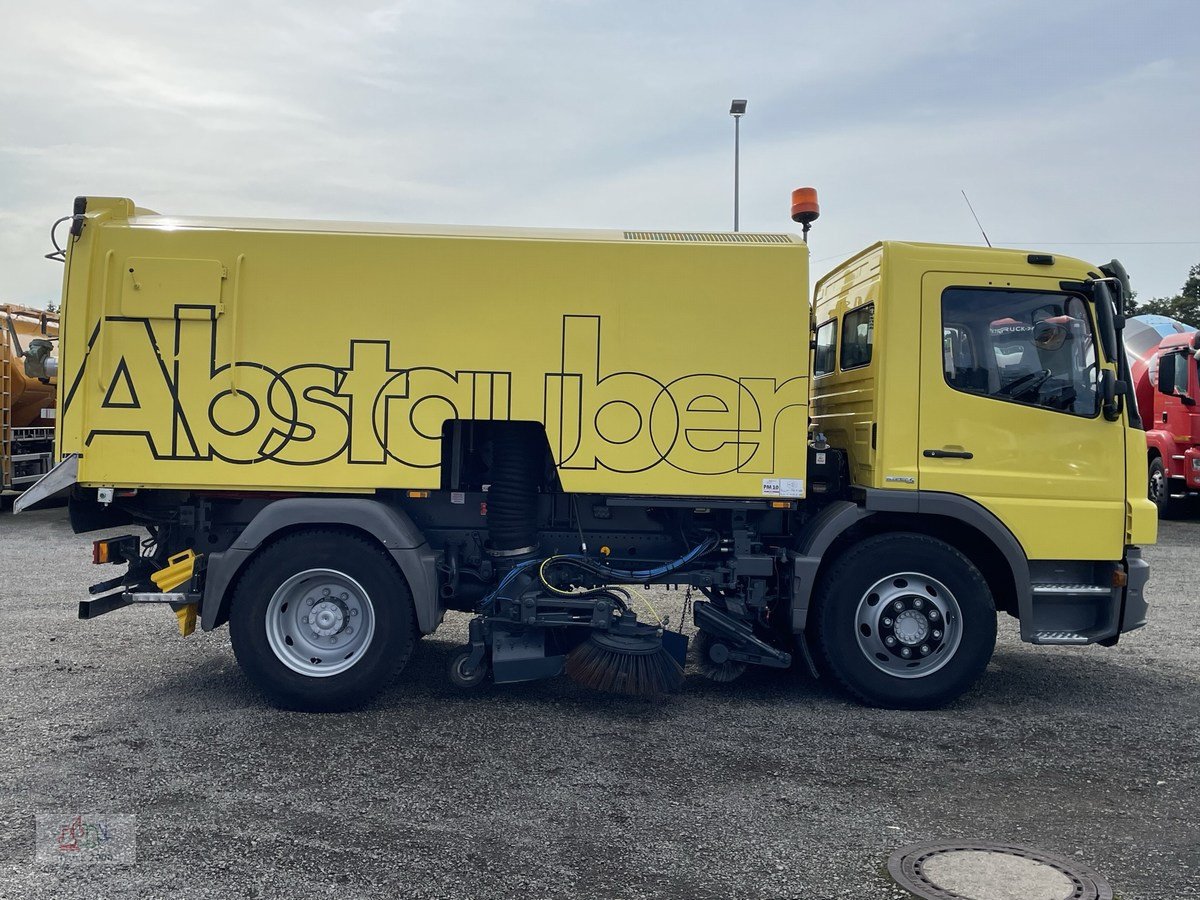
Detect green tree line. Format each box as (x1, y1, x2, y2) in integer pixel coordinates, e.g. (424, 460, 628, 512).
(1127, 262, 1200, 328)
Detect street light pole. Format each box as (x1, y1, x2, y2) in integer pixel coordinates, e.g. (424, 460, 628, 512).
(729, 99, 747, 232)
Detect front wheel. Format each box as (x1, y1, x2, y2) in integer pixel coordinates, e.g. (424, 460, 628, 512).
(229, 531, 416, 711)
(1148, 456, 1171, 516)
(812, 533, 996, 709)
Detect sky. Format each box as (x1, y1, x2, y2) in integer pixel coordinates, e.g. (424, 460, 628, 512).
(1, 0, 1198, 307)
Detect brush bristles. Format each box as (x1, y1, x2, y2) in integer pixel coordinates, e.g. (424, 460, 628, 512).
(692, 632, 747, 683)
(564, 637, 686, 696)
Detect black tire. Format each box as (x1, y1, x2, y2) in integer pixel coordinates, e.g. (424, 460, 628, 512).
(1148, 456, 1170, 516)
(812, 533, 996, 709)
(229, 530, 416, 711)
(448, 651, 488, 689)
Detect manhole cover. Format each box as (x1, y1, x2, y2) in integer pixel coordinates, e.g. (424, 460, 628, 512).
(887, 842, 1113, 900)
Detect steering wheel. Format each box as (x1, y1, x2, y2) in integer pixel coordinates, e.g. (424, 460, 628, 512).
(999, 369, 1051, 398)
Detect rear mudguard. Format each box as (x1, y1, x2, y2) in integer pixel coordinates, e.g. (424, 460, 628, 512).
(201, 498, 440, 633)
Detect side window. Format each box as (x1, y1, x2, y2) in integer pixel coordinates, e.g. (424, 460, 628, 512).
(840, 304, 874, 370)
(814, 319, 837, 376)
(941, 287, 1099, 417)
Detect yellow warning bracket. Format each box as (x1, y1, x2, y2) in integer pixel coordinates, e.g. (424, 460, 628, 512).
(152, 549, 200, 592)
(175, 604, 198, 637)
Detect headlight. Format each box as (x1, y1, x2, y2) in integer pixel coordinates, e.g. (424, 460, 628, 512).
(1192, 458, 1200, 472)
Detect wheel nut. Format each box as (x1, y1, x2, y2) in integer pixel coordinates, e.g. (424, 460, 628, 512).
(322, 588, 330, 596)
(900, 647, 912, 658)
(919, 644, 930, 655)
(893, 600, 905, 611)
(306, 597, 315, 606)
(340, 592, 348, 600)
(882, 617, 893, 627)
(302, 616, 310, 624)
(884, 636, 897, 647)
(345, 627, 353, 636)
(928, 609, 940, 620)
(913, 598, 924, 609)
(933, 629, 942, 639)
(350, 608, 359, 617)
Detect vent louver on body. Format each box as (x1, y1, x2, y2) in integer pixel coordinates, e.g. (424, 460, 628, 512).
(622, 231, 792, 244)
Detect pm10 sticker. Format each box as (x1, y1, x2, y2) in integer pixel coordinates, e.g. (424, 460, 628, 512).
(762, 478, 804, 498)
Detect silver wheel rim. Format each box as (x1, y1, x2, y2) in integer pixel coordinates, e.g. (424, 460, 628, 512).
(265, 568, 376, 677)
(854, 572, 963, 679)
(1150, 468, 1166, 504)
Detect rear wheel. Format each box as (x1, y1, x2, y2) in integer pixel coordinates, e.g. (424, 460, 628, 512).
(229, 531, 416, 711)
(812, 533, 996, 709)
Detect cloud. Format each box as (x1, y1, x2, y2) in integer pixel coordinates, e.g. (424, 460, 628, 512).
(1, 0, 1197, 305)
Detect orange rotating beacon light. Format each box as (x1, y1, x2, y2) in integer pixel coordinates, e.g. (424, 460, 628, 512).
(790, 187, 819, 242)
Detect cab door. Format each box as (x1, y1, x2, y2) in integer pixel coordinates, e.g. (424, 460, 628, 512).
(918, 272, 1126, 560)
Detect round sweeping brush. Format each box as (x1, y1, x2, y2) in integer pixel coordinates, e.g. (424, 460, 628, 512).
(564, 631, 685, 696)
(692, 630, 747, 683)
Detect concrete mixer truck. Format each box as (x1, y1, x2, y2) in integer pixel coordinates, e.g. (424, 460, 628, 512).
(1, 304, 57, 498)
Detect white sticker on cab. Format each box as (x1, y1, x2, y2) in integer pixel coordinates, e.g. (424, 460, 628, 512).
(780, 478, 804, 498)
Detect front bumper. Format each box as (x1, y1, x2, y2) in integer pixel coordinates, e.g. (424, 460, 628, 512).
(1120, 546, 1151, 634)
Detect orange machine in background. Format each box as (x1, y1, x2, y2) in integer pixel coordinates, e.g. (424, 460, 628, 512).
(2, 304, 57, 495)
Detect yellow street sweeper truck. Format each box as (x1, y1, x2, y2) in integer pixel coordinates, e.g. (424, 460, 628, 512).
(17, 195, 1155, 710)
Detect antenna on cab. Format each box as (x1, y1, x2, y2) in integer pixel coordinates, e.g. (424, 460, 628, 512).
(961, 189, 992, 248)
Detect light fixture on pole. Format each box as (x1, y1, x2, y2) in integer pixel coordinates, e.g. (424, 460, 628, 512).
(729, 99, 747, 231)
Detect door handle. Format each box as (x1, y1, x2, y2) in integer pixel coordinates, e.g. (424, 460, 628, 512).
(923, 449, 974, 459)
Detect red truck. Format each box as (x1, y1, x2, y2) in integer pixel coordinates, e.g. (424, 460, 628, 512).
(1129, 320, 1200, 513)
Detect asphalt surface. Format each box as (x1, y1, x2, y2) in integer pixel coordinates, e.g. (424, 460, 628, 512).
(1, 506, 1198, 900)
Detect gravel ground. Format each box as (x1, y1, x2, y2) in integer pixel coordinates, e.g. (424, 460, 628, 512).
(1, 506, 1198, 900)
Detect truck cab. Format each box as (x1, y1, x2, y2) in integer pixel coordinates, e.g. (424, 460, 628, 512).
(813, 242, 1155, 646)
(1142, 331, 1200, 511)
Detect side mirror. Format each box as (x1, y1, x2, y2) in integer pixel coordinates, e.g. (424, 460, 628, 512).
(1157, 351, 1195, 404)
(1101, 370, 1123, 421)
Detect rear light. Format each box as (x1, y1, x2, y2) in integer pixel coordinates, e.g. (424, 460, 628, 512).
(92, 534, 140, 565)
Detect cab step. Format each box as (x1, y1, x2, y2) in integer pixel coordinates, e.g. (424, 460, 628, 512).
(1027, 581, 1119, 645)
(1032, 630, 1092, 645)
(1031, 583, 1112, 596)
